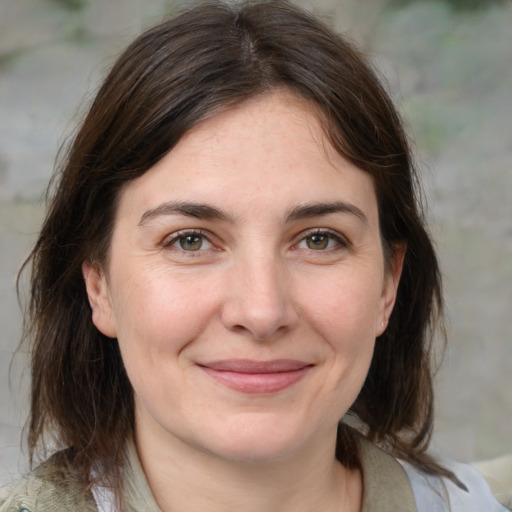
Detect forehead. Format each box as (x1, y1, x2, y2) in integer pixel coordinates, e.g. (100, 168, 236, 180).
(115, 91, 378, 226)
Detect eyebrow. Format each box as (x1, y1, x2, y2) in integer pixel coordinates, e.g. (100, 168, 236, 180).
(138, 201, 234, 226)
(138, 199, 367, 227)
(285, 201, 367, 224)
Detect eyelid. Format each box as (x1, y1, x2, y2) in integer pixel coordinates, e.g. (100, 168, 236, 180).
(293, 228, 350, 250)
(160, 227, 349, 253)
(162, 229, 215, 251)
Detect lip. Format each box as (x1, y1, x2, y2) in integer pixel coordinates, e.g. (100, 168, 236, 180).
(197, 359, 313, 394)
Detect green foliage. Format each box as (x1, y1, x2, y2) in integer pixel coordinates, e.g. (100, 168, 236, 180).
(50, 0, 86, 11)
(389, 0, 508, 12)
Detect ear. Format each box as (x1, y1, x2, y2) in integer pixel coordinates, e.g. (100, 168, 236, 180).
(376, 244, 406, 337)
(82, 261, 117, 338)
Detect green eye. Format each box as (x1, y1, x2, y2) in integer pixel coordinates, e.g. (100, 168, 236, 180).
(297, 230, 345, 251)
(166, 231, 213, 252)
(179, 235, 204, 251)
(306, 234, 329, 250)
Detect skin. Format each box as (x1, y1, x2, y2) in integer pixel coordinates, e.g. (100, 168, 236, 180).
(83, 90, 404, 512)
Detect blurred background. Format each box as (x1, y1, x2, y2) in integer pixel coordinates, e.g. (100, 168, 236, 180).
(0, 0, 511, 485)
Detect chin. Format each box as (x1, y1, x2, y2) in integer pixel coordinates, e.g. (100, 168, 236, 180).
(199, 417, 317, 465)
(211, 440, 301, 465)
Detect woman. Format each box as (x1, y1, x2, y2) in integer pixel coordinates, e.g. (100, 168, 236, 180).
(0, 1, 506, 511)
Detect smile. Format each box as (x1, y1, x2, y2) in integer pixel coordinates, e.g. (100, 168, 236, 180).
(197, 359, 313, 394)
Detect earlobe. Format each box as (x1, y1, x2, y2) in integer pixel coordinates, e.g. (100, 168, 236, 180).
(82, 261, 117, 338)
(377, 244, 406, 336)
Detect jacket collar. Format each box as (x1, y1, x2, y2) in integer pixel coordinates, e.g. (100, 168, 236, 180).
(359, 437, 418, 512)
(119, 436, 418, 512)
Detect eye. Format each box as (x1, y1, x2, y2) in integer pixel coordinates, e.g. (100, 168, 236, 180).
(165, 231, 213, 252)
(296, 230, 346, 251)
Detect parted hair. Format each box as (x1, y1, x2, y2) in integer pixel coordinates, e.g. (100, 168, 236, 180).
(21, 0, 448, 486)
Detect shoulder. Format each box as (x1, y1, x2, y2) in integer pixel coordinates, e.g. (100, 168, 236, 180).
(0, 453, 97, 512)
(473, 454, 512, 510)
(399, 457, 510, 512)
(358, 436, 509, 512)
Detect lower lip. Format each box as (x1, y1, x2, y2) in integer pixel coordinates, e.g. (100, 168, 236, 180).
(200, 366, 311, 394)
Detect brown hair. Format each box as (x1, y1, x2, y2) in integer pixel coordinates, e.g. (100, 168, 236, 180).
(21, 0, 447, 487)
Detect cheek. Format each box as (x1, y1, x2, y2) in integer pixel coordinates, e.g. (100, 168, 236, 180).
(109, 270, 219, 368)
(301, 270, 384, 342)
(298, 270, 382, 395)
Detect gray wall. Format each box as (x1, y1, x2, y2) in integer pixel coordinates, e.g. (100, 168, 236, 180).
(1, 0, 511, 484)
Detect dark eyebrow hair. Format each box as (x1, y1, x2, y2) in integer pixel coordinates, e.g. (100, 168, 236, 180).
(139, 200, 367, 227)
(285, 201, 367, 223)
(138, 201, 234, 226)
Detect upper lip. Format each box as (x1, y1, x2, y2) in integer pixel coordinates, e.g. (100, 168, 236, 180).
(198, 359, 312, 373)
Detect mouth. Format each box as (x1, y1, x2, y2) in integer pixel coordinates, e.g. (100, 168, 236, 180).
(197, 359, 313, 394)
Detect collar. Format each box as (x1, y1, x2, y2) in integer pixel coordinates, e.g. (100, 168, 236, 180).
(100, 437, 418, 512)
(358, 437, 418, 512)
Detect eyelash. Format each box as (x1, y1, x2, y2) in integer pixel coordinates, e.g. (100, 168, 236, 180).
(294, 228, 349, 252)
(162, 228, 349, 255)
(162, 230, 214, 253)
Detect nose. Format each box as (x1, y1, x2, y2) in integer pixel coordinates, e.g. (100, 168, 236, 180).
(220, 253, 299, 342)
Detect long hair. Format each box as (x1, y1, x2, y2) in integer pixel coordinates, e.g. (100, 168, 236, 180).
(20, 0, 446, 486)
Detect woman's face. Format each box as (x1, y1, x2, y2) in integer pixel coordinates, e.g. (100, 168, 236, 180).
(84, 91, 402, 464)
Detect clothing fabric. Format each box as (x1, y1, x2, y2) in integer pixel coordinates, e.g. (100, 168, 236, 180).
(473, 454, 512, 509)
(399, 457, 509, 512)
(0, 437, 508, 512)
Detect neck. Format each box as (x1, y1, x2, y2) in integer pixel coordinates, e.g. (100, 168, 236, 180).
(133, 425, 361, 512)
